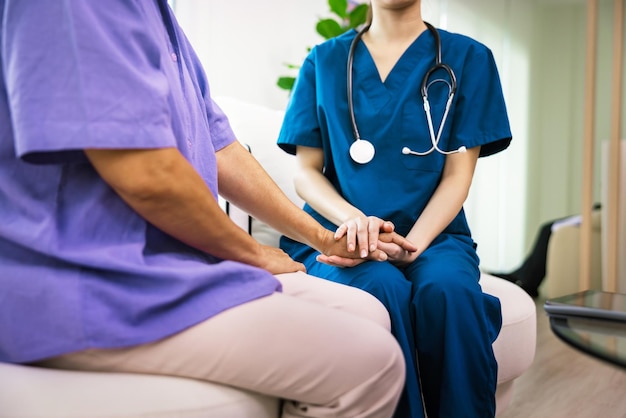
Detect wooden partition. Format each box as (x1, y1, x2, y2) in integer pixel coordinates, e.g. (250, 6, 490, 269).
(580, 0, 598, 291)
(580, 0, 624, 292)
(605, 0, 624, 292)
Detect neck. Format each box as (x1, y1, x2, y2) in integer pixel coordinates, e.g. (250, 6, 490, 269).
(365, 5, 426, 44)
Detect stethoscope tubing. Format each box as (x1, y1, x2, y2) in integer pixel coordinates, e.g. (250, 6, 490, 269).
(346, 23, 369, 144)
(347, 21, 465, 164)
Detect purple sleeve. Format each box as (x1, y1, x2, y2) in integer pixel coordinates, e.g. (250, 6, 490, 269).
(3, 0, 177, 164)
(177, 32, 237, 152)
(206, 98, 237, 151)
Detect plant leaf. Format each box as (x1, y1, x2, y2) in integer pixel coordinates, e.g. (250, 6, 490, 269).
(348, 4, 369, 28)
(282, 63, 301, 70)
(316, 18, 343, 39)
(276, 76, 295, 91)
(328, 0, 348, 19)
(276, 1, 370, 93)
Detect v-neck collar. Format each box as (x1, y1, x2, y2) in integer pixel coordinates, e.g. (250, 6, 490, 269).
(352, 28, 435, 111)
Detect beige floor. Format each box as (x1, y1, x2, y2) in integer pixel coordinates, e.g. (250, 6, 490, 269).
(499, 297, 626, 418)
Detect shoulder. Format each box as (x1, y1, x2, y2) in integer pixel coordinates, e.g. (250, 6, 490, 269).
(307, 29, 357, 62)
(438, 29, 493, 59)
(437, 29, 498, 75)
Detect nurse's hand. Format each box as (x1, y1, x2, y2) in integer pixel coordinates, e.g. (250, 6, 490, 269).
(335, 216, 395, 257)
(377, 240, 420, 267)
(317, 231, 417, 267)
(335, 216, 417, 257)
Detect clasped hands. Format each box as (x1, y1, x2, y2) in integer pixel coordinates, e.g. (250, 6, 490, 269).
(317, 216, 418, 268)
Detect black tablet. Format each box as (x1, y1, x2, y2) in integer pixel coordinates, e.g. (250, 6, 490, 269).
(544, 290, 626, 322)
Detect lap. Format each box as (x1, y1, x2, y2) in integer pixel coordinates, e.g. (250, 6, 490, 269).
(37, 272, 400, 404)
(276, 271, 391, 329)
(405, 234, 481, 289)
(306, 235, 480, 296)
(307, 261, 413, 308)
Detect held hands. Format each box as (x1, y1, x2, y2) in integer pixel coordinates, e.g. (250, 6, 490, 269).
(316, 216, 418, 267)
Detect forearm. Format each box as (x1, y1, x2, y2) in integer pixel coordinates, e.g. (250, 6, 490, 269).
(217, 142, 337, 254)
(407, 149, 478, 254)
(406, 176, 470, 254)
(289, 145, 364, 227)
(293, 166, 364, 227)
(85, 147, 264, 265)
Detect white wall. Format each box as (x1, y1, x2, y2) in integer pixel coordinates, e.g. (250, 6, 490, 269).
(172, 0, 328, 109)
(170, 0, 624, 273)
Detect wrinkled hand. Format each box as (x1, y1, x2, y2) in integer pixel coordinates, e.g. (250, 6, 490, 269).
(256, 245, 306, 274)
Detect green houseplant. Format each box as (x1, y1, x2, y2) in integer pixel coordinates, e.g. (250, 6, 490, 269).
(276, 0, 369, 93)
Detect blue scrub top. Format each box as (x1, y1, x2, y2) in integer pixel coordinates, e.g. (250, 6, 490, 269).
(278, 28, 512, 237)
(0, 0, 280, 363)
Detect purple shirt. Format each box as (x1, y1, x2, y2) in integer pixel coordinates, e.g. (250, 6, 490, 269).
(0, 0, 280, 363)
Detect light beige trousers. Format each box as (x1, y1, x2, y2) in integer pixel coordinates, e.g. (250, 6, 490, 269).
(38, 272, 406, 418)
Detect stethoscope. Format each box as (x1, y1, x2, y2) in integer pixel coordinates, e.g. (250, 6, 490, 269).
(347, 22, 467, 164)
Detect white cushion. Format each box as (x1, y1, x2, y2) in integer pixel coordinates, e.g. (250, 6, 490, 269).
(480, 273, 537, 384)
(0, 362, 279, 418)
(480, 273, 536, 415)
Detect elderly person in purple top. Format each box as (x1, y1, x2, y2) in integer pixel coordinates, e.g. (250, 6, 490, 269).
(0, 1, 417, 417)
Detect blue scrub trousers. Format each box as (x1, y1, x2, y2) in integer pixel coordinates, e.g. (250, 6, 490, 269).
(305, 233, 502, 418)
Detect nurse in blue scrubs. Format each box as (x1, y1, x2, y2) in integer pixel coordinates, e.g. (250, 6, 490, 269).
(277, 1, 512, 417)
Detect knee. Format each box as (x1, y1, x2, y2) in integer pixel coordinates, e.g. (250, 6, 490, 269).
(366, 293, 393, 331)
(369, 328, 405, 374)
(413, 273, 479, 310)
(352, 264, 412, 308)
(328, 325, 406, 417)
(345, 286, 393, 330)
(367, 330, 406, 401)
(383, 336, 406, 392)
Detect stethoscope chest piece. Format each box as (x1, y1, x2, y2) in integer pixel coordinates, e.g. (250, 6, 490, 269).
(350, 138, 375, 164)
